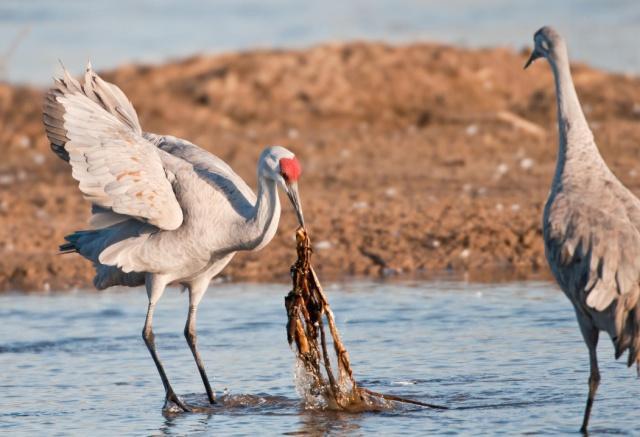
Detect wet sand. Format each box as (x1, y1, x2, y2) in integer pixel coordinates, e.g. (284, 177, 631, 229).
(2, 41, 640, 291)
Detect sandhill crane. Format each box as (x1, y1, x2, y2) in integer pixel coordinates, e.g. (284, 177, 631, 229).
(42, 64, 305, 411)
(525, 27, 640, 432)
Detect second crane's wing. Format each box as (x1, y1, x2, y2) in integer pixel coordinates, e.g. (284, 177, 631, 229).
(43, 79, 184, 231)
(545, 195, 640, 312)
(143, 133, 257, 213)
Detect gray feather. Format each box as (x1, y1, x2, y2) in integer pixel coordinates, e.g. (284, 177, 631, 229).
(541, 29, 640, 366)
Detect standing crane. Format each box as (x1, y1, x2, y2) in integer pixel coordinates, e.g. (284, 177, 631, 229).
(525, 27, 640, 432)
(43, 64, 306, 411)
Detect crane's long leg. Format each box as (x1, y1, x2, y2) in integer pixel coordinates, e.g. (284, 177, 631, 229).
(185, 280, 215, 403)
(579, 326, 600, 433)
(143, 274, 191, 412)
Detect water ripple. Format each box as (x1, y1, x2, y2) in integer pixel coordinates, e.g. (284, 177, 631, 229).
(0, 282, 638, 434)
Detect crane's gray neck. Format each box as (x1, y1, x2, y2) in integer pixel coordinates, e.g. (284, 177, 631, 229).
(241, 173, 281, 251)
(547, 44, 600, 181)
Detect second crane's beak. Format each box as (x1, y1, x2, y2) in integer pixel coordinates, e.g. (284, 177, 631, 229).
(524, 48, 541, 69)
(285, 182, 305, 228)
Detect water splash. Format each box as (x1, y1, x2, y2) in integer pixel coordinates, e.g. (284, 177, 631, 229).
(287, 228, 444, 412)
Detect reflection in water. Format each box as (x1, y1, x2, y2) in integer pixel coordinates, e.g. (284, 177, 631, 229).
(1, 281, 639, 434)
(293, 410, 363, 436)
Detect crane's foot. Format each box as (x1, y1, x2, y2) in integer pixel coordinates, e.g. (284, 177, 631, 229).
(207, 392, 216, 405)
(164, 390, 192, 412)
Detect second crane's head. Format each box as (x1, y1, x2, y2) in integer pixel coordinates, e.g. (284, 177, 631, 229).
(259, 146, 305, 228)
(524, 26, 566, 69)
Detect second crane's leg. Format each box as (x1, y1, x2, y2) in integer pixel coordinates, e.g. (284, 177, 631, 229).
(580, 327, 600, 433)
(185, 280, 215, 403)
(143, 274, 191, 412)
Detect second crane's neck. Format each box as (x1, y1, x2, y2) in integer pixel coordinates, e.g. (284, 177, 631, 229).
(243, 174, 281, 252)
(548, 45, 602, 181)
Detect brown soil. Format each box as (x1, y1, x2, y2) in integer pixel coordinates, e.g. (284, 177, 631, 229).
(2, 41, 640, 291)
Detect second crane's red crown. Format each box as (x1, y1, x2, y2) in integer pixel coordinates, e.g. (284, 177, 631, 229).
(280, 157, 302, 183)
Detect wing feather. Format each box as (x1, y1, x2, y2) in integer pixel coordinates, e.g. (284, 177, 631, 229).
(43, 73, 183, 231)
(546, 195, 640, 312)
(143, 133, 257, 210)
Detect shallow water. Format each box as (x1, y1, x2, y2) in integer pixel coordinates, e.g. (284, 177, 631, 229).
(1, 281, 639, 435)
(1, 0, 639, 84)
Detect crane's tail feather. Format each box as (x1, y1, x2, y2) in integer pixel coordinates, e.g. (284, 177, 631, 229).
(628, 306, 640, 367)
(61, 225, 147, 289)
(60, 230, 103, 259)
(59, 242, 77, 254)
(613, 298, 640, 367)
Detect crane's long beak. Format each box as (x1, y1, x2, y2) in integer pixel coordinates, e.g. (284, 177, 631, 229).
(524, 49, 541, 69)
(285, 182, 305, 228)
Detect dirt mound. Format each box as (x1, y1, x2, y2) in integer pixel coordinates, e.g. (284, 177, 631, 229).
(2, 41, 640, 291)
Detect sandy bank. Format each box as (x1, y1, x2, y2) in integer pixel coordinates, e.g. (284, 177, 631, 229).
(2, 41, 640, 291)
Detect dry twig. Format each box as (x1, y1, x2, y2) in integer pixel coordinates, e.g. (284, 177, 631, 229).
(285, 227, 447, 411)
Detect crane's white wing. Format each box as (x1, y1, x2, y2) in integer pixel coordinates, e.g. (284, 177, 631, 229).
(545, 195, 640, 312)
(144, 133, 257, 212)
(43, 77, 184, 231)
(80, 62, 142, 135)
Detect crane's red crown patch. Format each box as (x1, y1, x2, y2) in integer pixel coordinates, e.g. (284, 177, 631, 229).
(280, 157, 301, 182)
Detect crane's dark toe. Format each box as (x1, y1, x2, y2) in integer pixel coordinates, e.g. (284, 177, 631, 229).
(164, 390, 192, 412)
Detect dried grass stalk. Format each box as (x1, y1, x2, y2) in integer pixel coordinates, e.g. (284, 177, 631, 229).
(285, 228, 447, 411)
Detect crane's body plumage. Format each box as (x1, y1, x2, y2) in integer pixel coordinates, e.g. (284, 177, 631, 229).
(544, 155, 640, 354)
(43, 63, 303, 410)
(51, 97, 282, 288)
(528, 26, 640, 432)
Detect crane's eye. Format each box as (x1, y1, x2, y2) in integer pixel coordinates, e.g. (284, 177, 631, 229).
(540, 40, 550, 51)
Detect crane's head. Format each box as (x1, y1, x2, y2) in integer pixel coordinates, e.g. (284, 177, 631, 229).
(259, 146, 305, 227)
(524, 26, 565, 69)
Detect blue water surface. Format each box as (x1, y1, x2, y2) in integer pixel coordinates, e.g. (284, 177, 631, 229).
(1, 0, 639, 84)
(1, 281, 639, 435)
